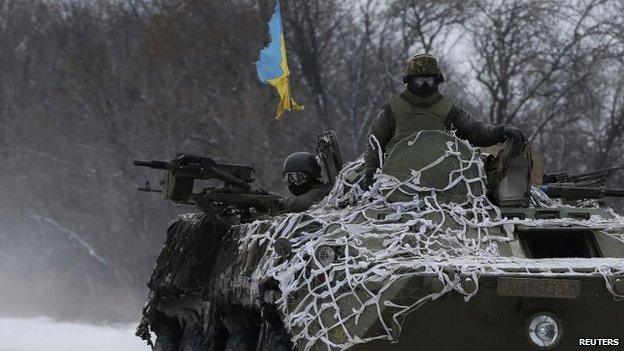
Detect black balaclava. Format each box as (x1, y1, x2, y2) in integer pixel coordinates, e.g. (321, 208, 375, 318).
(406, 75, 439, 97)
(288, 182, 313, 196)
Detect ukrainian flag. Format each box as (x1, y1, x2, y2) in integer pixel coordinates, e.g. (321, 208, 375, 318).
(256, 0, 303, 119)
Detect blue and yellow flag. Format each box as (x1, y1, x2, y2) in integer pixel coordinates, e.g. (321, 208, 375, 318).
(256, 0, 303, 119)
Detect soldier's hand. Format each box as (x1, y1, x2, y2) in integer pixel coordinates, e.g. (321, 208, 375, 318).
(503, 126, 528, 157)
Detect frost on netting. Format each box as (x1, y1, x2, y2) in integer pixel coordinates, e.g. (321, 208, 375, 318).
(240, 131, 624, 350)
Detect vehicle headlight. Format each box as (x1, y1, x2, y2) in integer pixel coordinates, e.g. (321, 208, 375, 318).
(528, 312, 562, 348)
(315, 245, 337, 266)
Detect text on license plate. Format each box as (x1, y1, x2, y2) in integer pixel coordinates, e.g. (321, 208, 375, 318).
(497, 277, 581, 299)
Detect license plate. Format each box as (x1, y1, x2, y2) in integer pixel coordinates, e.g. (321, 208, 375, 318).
(497, 277, 581, 299)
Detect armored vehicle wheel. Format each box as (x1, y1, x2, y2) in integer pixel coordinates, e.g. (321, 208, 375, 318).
(224, 330, 258, 351)
(261, 327, 292, 351)
(153, 324, 180, 351)
(180, 324, 204, 351)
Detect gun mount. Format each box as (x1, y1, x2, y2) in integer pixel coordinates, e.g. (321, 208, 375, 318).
(316, 131, 343, 186)
(134, 154, 281, 220)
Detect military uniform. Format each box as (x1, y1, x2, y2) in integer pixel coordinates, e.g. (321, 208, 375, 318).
(279, 182, 330, 213)
(364, 89, 505, 173)
(280, 152, 331, 213)
(364, 53, 518, 175)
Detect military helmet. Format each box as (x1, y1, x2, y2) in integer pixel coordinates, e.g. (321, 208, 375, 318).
(403, 53, 445, 83)
(282, 152, 322, 185)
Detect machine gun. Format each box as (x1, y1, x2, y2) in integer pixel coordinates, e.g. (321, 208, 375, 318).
(539, 166, 624, 202)
(543, 166, 624, 187)
(539, 185, 624, 201)
(134, 154, 282, 220)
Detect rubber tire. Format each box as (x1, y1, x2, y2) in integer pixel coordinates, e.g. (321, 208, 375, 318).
(262, 328, 293, 351)
(180, 324, 205, 351)
(153, 325, 179, 351)
(224, 330, 257, 351)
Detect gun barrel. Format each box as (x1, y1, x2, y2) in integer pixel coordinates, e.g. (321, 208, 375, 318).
(574, 166, 624, 179)
(134, 160, 171, 169)
(543, 166, 624, 185)
(540, 185, 624, 200)
(541, 186, 604, 200)
(605, 189, 624, 197)
(208, 166, 251, 191)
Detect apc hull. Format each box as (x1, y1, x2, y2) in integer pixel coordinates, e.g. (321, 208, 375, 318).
(353, 276, 623, 351)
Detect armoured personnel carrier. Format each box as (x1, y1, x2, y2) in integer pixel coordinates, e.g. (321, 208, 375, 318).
(135, 130, 624, 351)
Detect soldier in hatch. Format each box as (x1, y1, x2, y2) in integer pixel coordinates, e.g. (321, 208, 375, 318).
(279, 152, 331, 212)
(216, 153, 329, 350)
(363, 53, 527, 187)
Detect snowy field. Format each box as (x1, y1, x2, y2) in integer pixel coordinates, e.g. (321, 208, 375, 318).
(0, 317, 149, 351)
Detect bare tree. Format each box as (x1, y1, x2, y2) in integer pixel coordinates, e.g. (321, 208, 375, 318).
(465, 0, 610, 132)
(2, 0, 624, 323)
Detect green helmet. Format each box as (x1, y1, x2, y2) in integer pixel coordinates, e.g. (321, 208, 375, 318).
(403, 53, 445, 83)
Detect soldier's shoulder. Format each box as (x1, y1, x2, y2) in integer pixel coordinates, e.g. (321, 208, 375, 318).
(439, 94, 472, 116)
(387, 92, 408, 113)
(304, 183, 330, 200)
(383, 93, 401, 110)
(438, 93, 456, 106)
(311, 182, 331, 194)
(384, 90, 407, 105)
(440, 94, 471, 112)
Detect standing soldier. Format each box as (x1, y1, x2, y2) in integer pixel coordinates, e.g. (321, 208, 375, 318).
(363, 53, 527, 186)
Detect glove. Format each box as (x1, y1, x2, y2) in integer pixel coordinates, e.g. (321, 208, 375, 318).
(503, 126, 528, 157)
(504, 126, 527, 143)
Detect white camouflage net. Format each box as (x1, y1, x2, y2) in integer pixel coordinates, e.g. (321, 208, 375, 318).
(241, 133, 624, 350)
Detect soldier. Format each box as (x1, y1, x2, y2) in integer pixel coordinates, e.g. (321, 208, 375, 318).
(363, 53, 527, 187)
(279, 152, 331, 212)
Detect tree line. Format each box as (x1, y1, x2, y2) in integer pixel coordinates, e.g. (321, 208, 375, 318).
(0, 0, 622, 322)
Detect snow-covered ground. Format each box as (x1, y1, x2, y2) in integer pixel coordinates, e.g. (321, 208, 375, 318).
(0, 317, 149, 351)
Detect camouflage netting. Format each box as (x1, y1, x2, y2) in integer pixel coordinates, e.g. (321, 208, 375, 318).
(240, 132, 624, 350)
